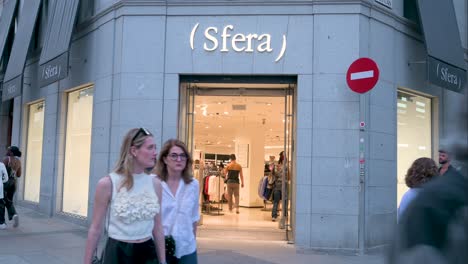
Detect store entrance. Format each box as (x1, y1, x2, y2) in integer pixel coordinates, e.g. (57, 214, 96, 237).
(179, 76, 296, 242)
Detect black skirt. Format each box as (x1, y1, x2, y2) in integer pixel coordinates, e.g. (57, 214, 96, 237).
(102, 237, 158, 264)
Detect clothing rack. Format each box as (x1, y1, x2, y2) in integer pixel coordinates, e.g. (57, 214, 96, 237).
(202, 173, 224, 216)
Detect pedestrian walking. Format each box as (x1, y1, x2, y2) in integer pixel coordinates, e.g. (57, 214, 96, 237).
(0, 146, 22, 228)
(84, 128, 166, 264)
(224, 154, 244, 214)
(154, 139, 199, 264)
(0, 161, 8, 229)
(397, 157, 438, 221)
(270, 151, 287, 222)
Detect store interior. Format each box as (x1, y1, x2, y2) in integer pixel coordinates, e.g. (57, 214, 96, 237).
(190, 88, 291, 240)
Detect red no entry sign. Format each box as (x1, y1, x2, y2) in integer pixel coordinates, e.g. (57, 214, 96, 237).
(346, 58, 380, 94)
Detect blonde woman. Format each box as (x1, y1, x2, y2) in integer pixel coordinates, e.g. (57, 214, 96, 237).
(84, 128, 166, 264)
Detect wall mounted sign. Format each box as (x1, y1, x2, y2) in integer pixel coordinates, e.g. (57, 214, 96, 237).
(375, 0, 392, 9)
(190, 23, 287, 62)
(346, 58, 380, 94)
(427, 56, 466, 93)
(39, 52, 69, 87)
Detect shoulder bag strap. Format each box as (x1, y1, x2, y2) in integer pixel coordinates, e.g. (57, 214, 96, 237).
(168, 182, 186, 236)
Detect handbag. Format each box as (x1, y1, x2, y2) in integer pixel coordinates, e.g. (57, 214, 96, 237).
(165, 183, 186, 257)
(92, 176, 113, 264)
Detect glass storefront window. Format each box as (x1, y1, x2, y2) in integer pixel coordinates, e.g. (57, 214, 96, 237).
(62, 87, 94, 216)
(397, 90, 432, 206)
(24, 101, 45, 203)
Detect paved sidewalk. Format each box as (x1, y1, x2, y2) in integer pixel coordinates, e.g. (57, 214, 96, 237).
(0, 207, 385, 264)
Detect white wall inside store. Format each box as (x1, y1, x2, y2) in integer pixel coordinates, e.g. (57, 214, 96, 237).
(236, 127, 265, 207)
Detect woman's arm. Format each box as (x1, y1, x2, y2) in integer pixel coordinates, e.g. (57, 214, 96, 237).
(83, 176, 112, 264)
(152, 177, 166, 263)
(192, 180, 200, 237)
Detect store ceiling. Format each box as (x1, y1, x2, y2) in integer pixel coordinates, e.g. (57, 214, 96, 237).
(193, 95, 286, 153)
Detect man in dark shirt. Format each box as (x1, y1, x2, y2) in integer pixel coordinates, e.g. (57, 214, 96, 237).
(438, 149, 456, 176)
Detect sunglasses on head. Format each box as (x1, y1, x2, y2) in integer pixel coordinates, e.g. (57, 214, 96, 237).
(132, 127, 151, 143)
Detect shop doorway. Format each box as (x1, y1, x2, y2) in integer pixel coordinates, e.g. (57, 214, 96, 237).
(179, 76, 296, 242)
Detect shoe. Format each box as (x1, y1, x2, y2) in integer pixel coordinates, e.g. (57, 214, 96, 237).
(0, 223, 6, 229)
(12, 215, 19, 228)
(236, 210, 239, 214)
(272, 217, 277, 222)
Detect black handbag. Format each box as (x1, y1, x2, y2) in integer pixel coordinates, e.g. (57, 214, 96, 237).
(165, 235, 176, 257)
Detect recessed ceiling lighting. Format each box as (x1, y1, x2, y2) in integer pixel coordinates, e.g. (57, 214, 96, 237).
(205, 126, 209, 129)
(228, 145, 232, 147)
(224, 111, 229, 115)
(270, 128, 273, 131)
(217, 102, 222, 105)
(267, 103, 272, 106)
(218, 125, 222, 128)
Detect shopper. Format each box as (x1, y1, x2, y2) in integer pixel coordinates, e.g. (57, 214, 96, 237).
(397, 157, 438, 221)
(1, 146, 22, 228)
(438, 149, 456, 176)
(154, 139, 199, 264)
(271, 151, 287, 222)
(0, 161, 8, 229)
(84, 128, 166, 264)
(224, 154, 244, 214)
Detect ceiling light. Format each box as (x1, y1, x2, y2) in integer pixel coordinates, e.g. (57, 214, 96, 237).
(267, 103, 272, 106)
(205, 126, 209, 129)
(218, 125, 222, 128)
(270, 128, 273, 131)
(224, 111, 229, 115)
(218, 102, 222, 105)
(228, 145, 232, 147)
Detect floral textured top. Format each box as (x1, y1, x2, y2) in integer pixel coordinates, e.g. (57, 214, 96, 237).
(107, 172, 160, 240)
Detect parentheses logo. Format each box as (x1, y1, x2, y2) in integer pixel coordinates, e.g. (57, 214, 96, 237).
(275, 35, 287, 62)
(436, 63, 440, 77)
(190, 23, 199, 50)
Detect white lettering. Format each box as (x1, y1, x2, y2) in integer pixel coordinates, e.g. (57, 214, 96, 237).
(195, 23, 286, 62)
(232, 34, 246, 52)
(7, 84, 16, 94)
(245, 34, 258, 52)
(204, 27, 218, 51)
(43, 64, 61, 80)
(440, 67, 458, 85)
(257, 34, 272, 52)
(221, 25, 233, 52)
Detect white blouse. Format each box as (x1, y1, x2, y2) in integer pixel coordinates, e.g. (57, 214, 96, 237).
(107, 172, 160, 240)
(161, 178, 200, 258)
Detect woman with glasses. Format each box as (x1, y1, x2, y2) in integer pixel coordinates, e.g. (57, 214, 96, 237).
(154, 139, 199, 264)
(84, 128, 166, 264)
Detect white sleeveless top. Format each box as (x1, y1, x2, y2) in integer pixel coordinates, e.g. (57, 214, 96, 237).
(108, 172, 160, 240)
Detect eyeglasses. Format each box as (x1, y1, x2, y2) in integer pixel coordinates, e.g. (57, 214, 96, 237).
(132, 127, 151, 143)
(168, 153, 188, 161)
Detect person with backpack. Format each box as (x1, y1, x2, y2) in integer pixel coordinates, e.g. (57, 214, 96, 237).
(0, 146, 22, 228)
(0, 161, 8, 229)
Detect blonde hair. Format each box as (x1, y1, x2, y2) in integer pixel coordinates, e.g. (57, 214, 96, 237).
(114, 128, 153, 191)
(154, 139, 193, 184)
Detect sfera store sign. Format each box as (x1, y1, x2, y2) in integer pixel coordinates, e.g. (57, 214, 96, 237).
(190, 23, 287, 62)
(427, 56, 466, 93)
